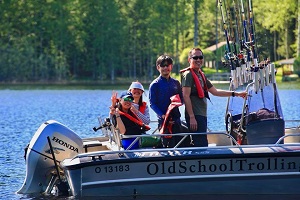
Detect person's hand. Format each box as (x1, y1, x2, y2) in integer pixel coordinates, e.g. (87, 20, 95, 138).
(130, 105, 138, 114)
(189, 116, 197, 131)
(109, 106, 116, 115)
(168, 120, 175, 125)
(111, 91, 118, 107)
(236, 91, 247, 99)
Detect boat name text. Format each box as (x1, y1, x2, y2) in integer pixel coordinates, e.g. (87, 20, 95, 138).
(146, 158, 299, 175)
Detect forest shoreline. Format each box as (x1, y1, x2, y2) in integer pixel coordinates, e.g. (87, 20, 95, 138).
(0, 80, 299, 90)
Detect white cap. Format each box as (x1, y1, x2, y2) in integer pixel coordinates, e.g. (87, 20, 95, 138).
(129, 82, 144, 92)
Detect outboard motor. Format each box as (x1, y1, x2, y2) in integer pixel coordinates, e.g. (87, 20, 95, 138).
(17, 120, 83, 195)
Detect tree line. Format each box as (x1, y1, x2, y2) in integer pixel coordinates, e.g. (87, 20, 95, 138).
(0, 0, 298, 83)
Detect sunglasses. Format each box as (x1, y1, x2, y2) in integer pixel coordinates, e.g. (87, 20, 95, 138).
(160, 61, 172, 68)
(160, 64, 171, 68)
(191, 55, 204, 60)
(123, 97, 133, 102)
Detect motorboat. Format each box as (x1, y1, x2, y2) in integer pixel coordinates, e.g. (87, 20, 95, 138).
(17, 115, 300, 198)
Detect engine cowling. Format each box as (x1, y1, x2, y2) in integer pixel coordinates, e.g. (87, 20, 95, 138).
(17, 120, 83, 194)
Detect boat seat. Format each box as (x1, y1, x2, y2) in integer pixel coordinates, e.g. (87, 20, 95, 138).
(207, 134, 233, 146)
(284, 127, 300, 143)
(83, 140, 102, 153)
(246, 118, 284, 145)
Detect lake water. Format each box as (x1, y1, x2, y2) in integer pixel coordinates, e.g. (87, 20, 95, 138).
(0, 89, 299, 200)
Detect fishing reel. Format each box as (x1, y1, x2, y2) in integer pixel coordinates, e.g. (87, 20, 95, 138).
(93, 118, 111, 132)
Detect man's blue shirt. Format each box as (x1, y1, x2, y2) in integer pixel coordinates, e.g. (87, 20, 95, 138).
(149, 75, 183, 119)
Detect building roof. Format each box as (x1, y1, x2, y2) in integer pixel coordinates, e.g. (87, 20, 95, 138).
(277, 58, 295, 65)
(205, 41, 230, 52)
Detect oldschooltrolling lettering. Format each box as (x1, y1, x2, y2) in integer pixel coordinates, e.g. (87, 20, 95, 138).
(52, 136, 79, 153)
(146, 158, 299, 175)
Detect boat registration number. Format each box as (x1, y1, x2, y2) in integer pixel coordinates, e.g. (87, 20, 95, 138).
(94, 165, 130, 173)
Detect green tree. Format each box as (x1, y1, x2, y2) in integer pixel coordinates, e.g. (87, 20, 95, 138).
(0, 0, 298, 83)
(254, 0, 297, 60)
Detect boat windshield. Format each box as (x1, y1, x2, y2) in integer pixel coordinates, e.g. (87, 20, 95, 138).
(227, 83, 284, 126)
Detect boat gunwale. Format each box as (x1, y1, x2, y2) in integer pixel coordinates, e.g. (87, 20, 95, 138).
(61, 147, 300, 170)
(75, 132, 300, 159)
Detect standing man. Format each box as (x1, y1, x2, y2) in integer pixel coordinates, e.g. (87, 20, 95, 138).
(181, 47, 247, 147)
(149, 55, 183, 148)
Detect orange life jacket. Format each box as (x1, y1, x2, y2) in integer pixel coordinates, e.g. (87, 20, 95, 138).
(118, 110, 151, 131)
(180, 67, 208, 99)
(160, 94, 182, 138)
(139, 102, 147, 114)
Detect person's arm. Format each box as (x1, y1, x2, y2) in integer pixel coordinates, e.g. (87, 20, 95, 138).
(177, 80, 184, 104)
(109, 105, 116, 122)
(149, 83, 164, 118)
(182, 87, 193, 117)
(115, 108, 126, 134)
(109, 106, 126, 134)
(208, 86, 247, 98)
(135, 105, 151, 125)
(182, 86, 197, 131)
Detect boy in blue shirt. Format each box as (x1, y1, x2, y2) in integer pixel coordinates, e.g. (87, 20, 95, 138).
(149, 55, 183, 148)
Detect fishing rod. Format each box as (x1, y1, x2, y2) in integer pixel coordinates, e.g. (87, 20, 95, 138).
(247, 0, 260, 93)
(233, 0, 242, 53)
(264, 58, 270, 86)
(224, 0, 234, 44)
(219, 0, 237, 90)
(220, 0, 232, 67)
(225, 0, 240, 88)
(240, 0, 252, 83)
(230, 0, 244, 86)
(229, 0, 247, 85)
(249, 0, 266, 90)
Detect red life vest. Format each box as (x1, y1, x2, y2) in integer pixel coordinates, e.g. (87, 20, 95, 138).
(118, 110, 151, 131)
(160, 94, 182, 138)
(138, 102, 147, 114)
(180, 67, 208, 98)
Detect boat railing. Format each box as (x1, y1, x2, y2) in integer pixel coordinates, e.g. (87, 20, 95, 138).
(75, 130, 300, 160)
(109, 124, 123, 151)
(276, 133, 300, 145)
(76, 140, 300, 160)
(240, 82, 254, 133)
(94, 117, 300, 152)
(75, 143, 222, 159)
(285, 120, 300, 129)
(120, 131, 240, 150)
